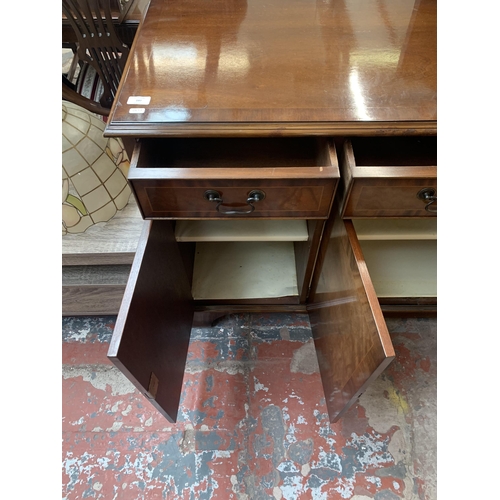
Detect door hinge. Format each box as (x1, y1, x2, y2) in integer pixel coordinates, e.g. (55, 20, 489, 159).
(146, 372, 159, 400)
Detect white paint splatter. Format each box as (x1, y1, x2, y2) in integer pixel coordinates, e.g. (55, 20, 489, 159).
(111, 401, 123, 412)
(288, 391, 303, 401)
(97, 457, 110, 468)
(333, 477, 356, 499)
(282, 406, 290, 423)
(366, 476, 382, 487)
(311, 488, 327, 500)
(254, 376, 269, 393)
(280, 473, 304, 498)
(65, 327, 91, 342)
(62, 365, 136, 395)
(277, 461, 299, 473)
(213, 451, 233, 458)
(106, 422, 123, 432)
(122, 405, 132, 416)
(286, 423, 297, 443)
(346, 433, 392, 469)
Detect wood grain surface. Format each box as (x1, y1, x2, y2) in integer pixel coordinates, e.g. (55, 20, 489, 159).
(129, 138, 339, 219)
(94, 0, 437, 426)
(62, 265, 131, 315)
(108, 221, 194, 422)
(295, 220, 326, 303)
(132, 180, 337, 219)
(105, 0, 436, 136)
(62, 285, 127, 315)
(340, 137, 437, 218)
(308, 209, 395, 422)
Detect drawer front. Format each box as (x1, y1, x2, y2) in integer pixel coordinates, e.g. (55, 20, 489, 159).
(344, 178, 437, 218)
(341, 137, 437, 218)
(131, 179, 337, 219)
(128, 137, 339, 219)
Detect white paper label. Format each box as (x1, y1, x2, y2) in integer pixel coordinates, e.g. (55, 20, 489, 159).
(129, 108, 146, 114)
(127, 96, 151, 105)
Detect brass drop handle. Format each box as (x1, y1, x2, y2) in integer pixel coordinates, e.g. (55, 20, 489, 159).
(417, 187, 437, 213)
(204, 189, 266, 215)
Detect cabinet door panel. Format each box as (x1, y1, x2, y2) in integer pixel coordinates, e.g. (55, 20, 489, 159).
(108, 220, 194, 422)
(308, 216, 395, 422)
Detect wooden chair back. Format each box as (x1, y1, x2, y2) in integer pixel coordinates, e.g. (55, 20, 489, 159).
(62, 0, 130, 108)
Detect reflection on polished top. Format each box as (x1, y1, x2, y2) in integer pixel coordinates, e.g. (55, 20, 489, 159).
(106, 0, 436, 135)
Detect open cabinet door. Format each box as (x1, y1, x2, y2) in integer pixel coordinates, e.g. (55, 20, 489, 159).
(108, 220, 194, 422)
(308, 212, 395, 422)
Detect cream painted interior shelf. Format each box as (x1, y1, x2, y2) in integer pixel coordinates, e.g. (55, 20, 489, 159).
(177, 220, 306, 300)
(359, 240, 437, 298)
(175, 220, 308, 242)
(352, 219, 437, 240)
(192, 241, 298, 300)
(351, 219, 437, 298)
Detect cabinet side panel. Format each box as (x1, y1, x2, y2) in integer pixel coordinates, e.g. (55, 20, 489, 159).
(308, 213, 395, 422)
(108, 221, 194, 422)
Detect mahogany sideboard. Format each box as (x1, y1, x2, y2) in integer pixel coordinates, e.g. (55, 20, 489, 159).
(104, 0, 437, 423)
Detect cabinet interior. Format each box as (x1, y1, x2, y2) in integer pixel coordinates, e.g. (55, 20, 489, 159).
(352, 219, 436, 240)
(175, 220, 312, 301)
(136, 137, 333, 168)
(175, 220, 309, 242)
(350, 136, 437, 166)
(191, 241, 299, 300)
(352, 219, 437, 298)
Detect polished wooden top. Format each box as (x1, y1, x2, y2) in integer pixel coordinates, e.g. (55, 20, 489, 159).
(106, 0, 436, 136)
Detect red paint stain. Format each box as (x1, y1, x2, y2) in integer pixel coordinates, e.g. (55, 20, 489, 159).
(419, 357, 431, 372)
(62, 342, 113, 365)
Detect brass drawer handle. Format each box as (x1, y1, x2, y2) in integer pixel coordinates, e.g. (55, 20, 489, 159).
(417, 188, 437, 213)
(204, 189, 266, 215)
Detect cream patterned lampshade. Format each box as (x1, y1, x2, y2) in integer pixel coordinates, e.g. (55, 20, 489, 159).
(62, 101, 131, 235)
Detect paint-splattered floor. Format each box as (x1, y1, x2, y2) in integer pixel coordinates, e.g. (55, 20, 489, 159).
(62, 314, 436, 500)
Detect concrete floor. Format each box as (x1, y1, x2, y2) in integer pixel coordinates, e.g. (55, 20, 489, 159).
(62, 314, 436, 500)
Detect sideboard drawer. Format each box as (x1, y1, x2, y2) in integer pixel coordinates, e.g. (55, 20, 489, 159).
(128, 137, 339, 219)
(341, 137, 437, 218)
